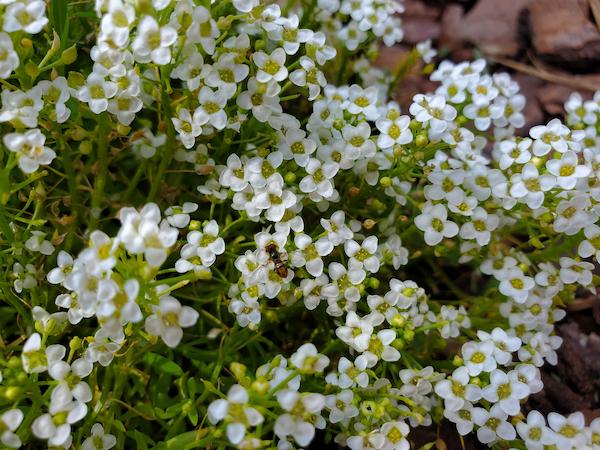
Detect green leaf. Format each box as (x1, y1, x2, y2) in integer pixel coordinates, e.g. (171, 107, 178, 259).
(144, 352, 183, 376)
(49, 0, 68, 44)
(128, 430, 150, 450)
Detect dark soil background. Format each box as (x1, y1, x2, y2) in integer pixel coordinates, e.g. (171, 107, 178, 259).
(374, 1, 600, 448)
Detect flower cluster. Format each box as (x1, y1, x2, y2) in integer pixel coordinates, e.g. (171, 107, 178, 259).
(1, 0, 600, 449)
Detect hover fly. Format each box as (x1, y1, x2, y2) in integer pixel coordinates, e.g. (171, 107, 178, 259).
(265, 243, 288, 278)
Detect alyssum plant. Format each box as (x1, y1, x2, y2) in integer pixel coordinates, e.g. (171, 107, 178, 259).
(1, 0, 600, 448)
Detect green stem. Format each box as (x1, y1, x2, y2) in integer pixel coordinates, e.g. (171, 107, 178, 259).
(89, 113, 111, 231)
(148, 67, 176, 202)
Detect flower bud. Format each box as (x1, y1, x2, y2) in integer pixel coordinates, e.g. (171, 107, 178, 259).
(60, 45, 78, 65)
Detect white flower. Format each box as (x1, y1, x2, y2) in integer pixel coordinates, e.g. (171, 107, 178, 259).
(118, 203, 178, 267)
(82, 423, 117, 450)
(208, 385, 264, 445)
(3, 0, 48, 34)
(347, 85, 379, 120)
(203, 53, 249, 99)
(516, 410, 556, 450)
(415, 203, 459, 246)
(107, 93, 142, 125)
(144, 290, 199, 348)
(434, 366, 481, 411)
(325, 356, 369, 388)
(196, 87, 228, 130)
(165, 202, 198, 228)
(39, 76, 71, 123)
(186, 6, 219, 55)
(497, 138, 532, 170)
(0, 409, 23, 448)
(274, 390, 325, 447)
(379, 420, 410, 450)
(481, 369, 529, 415)
(509, 163, 555, 209)
(498, 267, 534, 303)
(547, 412, 586, 449)
(546, 151, 591, 190)
(177, 220, 225, 271)
(578, 224, 600, 262)
(416, 40, 437, 63)
(344, 236, 380, 273)
(3, 128, 56, 173)
(77, 73, 118, 115)
(49, 357, 93, 403)
(254, 48, 288, 83)
(132, 16, 177, 65)
(289, 56, 326, 100)
(529, 118, 570, 156)
(290, 343, 330, 373)
(472, 404, 516, 444)
(21, 333, 65, 374)
(559, 256, 593, 286)
(325, 390, 358, 424)
(343, 122, 376, 158)
(25, 230, 55, 255)
(459, 207, 499, 246)
(100, 0, 135, 47)
(409, 94, 457, 138)
(32, 384, 87, 447)
(12, 262, 37, 293)
(0, 33, 19, 78)
(355, 329, 401, 368)
(299, 158, 338, 201)
(291, 233, 333, 277)
(279, 128, 317, 167)
(461, 340, 497, 376)
(320, 210, 353, 246)
(476, 327, 521, 365)
(237, 77, 282, 122)
(376, 115, 412, 149)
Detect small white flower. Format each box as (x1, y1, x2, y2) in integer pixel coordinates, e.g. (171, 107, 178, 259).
(325, 390, 358, 424)
(415, 203, 459, 246)
(132, 16, 177, 65)
(529, 118, 570, 156)
(165, 202, 198, 228)
(546, 151, 591, 190)
(290, 343, 330, 373)
(516, 410, 556, 450)
(3, 0, 48, 34)
(144, 290, 199, 348)
(48, 357, 93, 403)
(25, 230, 55, 255)
(291, 233, 333, 277)
(82, 423, 117, 450)
(289, 56, 326, 100)
(274, 390, 325, 447)
(254, 48, 288, 83)
(31, 384, 87, 447)
(481, 369, 529, 415)
(416, 40, 437, 63)
(344, 236, 380, 273)
(472, 404, 516, 444)
(509, 163, 555, 209)
(0, 409, 23, 448)
(461, 340, 497, 376)
(0, 33, 19, 78)
(3, 128, 56, 173)
(547, 412, 586, 449)
(498, 267, 534, 303)
(208, 384, 264, 445)
(77, 72, 118, 115)
(434, 366, 481, 411)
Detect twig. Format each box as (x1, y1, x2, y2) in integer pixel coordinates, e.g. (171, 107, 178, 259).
(491, 56, 600, 91)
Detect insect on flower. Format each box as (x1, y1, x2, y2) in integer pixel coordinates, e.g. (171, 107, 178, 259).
(265, 243, 289, 278)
